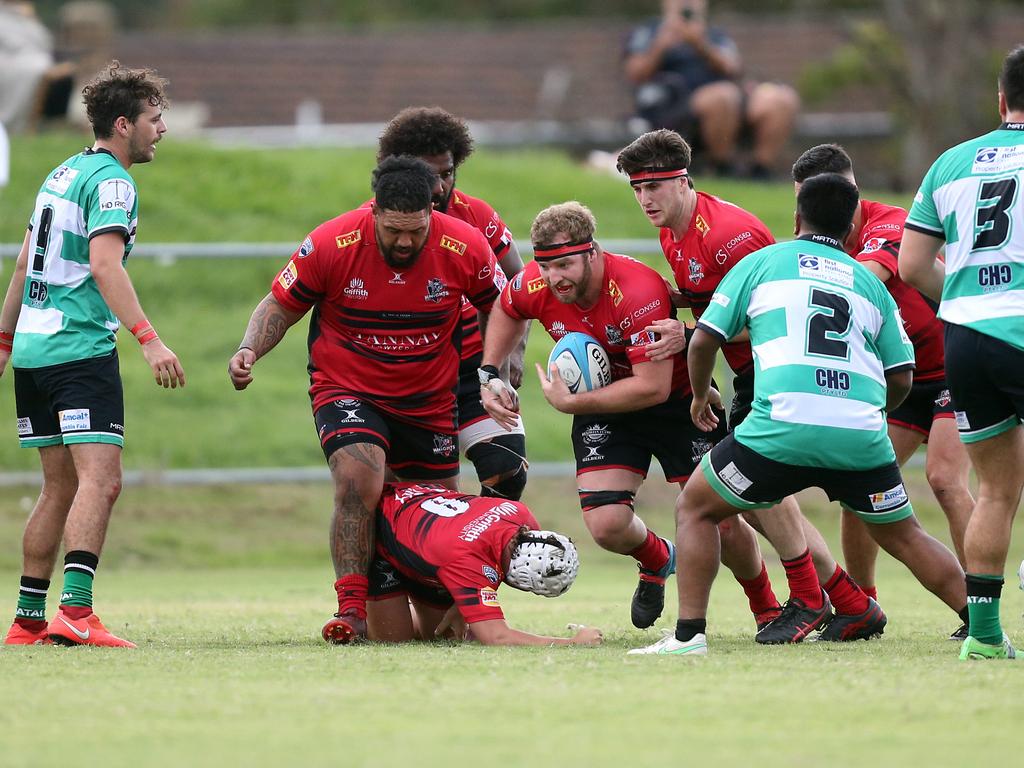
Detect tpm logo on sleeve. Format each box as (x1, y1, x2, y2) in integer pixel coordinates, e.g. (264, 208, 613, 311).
(59, 409, 91, 432)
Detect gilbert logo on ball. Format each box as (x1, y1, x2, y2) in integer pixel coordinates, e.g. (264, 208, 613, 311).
(547, 332, 612, 393)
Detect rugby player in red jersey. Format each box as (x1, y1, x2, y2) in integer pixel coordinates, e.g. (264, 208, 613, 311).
(479, 201, 781, 631)
(228, 157, 506, 644)
(376, 107, 528, 502)
(616, 129, 879, 643)
(367, 482, 601, 646)
(792, 144, 973, 639)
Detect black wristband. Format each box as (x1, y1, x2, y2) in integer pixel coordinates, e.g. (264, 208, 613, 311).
(478, 365, 501, 386)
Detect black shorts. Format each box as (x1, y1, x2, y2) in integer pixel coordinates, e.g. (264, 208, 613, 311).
(366, 553, 453, 609)
(944, 323, 1024, 443)
(887, 377, 955, 438)
(728, 370, 755, 430)
(700, 434, 914, 524)
(572, 396, 727, 483)
(14, 351, 125, 448)
(314, 398, 459, 480)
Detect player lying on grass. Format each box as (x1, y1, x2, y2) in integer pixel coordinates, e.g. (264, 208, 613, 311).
(366, 482, 602, 646)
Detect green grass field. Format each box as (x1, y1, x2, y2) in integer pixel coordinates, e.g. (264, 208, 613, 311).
(1, 474, 1021, 767)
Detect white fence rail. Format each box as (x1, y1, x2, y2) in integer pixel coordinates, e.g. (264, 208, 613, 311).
(0, 239, 665, 261)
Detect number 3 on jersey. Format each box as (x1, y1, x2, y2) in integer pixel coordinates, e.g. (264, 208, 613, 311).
(974, 177, 1018, 251)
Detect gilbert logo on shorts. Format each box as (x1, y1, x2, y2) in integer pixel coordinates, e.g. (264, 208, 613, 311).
(59, 409, 91, 432)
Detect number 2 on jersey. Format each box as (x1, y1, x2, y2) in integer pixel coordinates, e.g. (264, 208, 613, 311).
(806, 287, 852, 360)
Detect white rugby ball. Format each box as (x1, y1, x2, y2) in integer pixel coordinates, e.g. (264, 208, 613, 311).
(547, 332, 612, 394)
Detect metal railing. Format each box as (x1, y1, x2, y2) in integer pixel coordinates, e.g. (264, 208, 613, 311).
(0, 239, 665, 261)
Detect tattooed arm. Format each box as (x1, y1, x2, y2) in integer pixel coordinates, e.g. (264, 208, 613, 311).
(227, 292, 306, 390)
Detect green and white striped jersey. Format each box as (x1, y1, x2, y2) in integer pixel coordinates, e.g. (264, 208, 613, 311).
(906, 122, 1024, 350)
(12, 148, 137, 369)
(698, 235, 915, 470)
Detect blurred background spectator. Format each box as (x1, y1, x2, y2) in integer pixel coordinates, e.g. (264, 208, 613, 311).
(0, 1, 58, 132)
(623, 0, 799, 179)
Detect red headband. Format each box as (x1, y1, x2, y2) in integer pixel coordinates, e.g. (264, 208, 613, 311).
(628, 167, 688, 185)
(532, 240, 594, 261)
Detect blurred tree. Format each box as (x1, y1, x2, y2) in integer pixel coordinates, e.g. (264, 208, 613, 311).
(801, 0, 1008, 187)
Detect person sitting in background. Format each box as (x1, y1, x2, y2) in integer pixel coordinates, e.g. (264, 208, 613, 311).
(367, 482, 602, 647)
(622, 0, 799, 179)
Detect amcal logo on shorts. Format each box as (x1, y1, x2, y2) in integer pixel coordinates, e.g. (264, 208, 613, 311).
(58, 409, 91, 431)
(869, 484, 907, 512)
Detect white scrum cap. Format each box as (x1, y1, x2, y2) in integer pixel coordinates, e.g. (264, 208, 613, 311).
(504, 530, 579, 598)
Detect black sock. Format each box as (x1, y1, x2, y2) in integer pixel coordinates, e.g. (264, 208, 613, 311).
(675, 618, 707, 642)
(958, 605, 970, 629)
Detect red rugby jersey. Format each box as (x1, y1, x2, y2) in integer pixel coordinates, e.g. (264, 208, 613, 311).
(271, 207, 505, 430)
(659, 192, 774, 376)
(443, 189, 515, 361)
(853, 199, 944, 381)
(376, 483, 539, 624)
(501, 251, 691, 397)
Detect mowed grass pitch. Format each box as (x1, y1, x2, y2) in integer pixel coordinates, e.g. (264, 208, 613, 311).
(1, 473, 1021, 767)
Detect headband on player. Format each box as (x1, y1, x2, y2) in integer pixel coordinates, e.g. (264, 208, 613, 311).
(627, 167, 688, 185)
(532, 240, 594, 262)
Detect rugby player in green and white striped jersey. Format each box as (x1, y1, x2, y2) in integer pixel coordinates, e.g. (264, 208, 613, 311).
(631, 173, 967, 656)
(0, 62, 184, 648)
(901, 46, 1024, 661)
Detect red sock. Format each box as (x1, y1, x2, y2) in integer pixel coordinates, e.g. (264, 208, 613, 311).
(823, 565, 870, 615)
(334, 575, 368, 619)
(781, 550, 823, 609)
(15, 618, 47, 632)
(862, 585, 878, 601)
(59, 605, 91, 620)
(735, 560, 780, 615)
(629, 529, 670, 575)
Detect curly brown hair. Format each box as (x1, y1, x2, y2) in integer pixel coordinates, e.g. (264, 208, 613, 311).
(530, 202, 596, 247)
(83, 60, 169, 139)
(377, 107, 474, 167)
